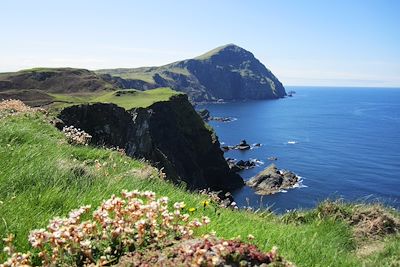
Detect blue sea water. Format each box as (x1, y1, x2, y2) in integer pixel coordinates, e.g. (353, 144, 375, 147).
(199, 87, 400, 212)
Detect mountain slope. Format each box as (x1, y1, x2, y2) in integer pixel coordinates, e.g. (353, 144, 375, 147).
(0, 45, 286, 103)
(97, 44, 286, 101)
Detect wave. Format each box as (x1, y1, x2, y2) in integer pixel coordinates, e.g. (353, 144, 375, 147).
(287, 140, 298, 145)
(250, 158, 264, 166)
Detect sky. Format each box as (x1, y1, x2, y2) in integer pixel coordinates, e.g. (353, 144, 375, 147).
(1, 0, 399, 87)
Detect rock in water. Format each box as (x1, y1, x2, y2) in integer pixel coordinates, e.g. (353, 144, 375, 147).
(197, 109, 210, 121)
(58, 94, 244, 192)
(246, 164, 298, 195)
(236, 140, 251, 150)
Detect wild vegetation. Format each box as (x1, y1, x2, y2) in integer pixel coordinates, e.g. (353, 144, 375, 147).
(0, 100, 399, 266)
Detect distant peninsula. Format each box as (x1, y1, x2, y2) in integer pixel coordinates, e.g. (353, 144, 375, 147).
(97, 44, 286, 102)
(0, 44, 286, 104)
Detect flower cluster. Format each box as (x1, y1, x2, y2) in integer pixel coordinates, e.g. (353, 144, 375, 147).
(0, 99, 33, 118)
(118, 237, 294, 266)
(1, 190, 209, 266)
(62, 125, 92, 145)
(1, 234, 32, 267)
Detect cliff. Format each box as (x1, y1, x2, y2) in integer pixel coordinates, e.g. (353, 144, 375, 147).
(57, 94, 244, 191)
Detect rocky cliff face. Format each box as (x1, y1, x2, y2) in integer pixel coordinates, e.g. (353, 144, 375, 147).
(57, 94, 244, 191)
(175, 44, 286, 101)
(97, 44, 286, 102)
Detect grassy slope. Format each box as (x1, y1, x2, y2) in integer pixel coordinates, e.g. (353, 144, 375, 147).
(95, 66, 192, 85)
(0, 113, 399, 266)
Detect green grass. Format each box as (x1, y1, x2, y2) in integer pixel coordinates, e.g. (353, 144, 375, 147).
(0, 113, 399, 266)
(92, 87, 180, 109)
(47, 87, 180, 111)
(95, 66, 191, 84)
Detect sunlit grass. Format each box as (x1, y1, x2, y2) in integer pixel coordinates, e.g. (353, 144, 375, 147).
(0, 112, 399, 266)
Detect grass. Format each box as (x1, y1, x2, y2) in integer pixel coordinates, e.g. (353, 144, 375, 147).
(47, 87, 180, 111)
(95, 66, 191, 84)
(92, 87, 181, 109)
(0, 112, 399, 266)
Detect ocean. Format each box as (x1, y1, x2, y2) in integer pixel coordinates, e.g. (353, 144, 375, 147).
(199, 87, 400, 212)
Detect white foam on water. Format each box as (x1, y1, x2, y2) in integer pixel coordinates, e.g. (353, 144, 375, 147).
(293, 176, 308, 188)
(250, 158, 264, 165)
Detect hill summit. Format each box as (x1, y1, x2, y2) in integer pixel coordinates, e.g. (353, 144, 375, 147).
(97, 44, 286, 101)
(0, 44, 286, 104)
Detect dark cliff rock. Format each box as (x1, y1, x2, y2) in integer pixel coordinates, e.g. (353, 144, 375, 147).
(197, 109, 211, 121)
(57, 94, 244, 191)
(246, 164, 298, 195)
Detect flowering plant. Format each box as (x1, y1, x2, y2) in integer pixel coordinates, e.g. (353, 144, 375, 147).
(62, 126, 92, 145)
(1, 190, 209, 266)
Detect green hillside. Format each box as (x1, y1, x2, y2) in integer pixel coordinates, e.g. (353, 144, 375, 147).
(0, 105, 399, 266)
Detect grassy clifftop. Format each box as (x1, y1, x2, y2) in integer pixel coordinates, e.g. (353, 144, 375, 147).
(0, 104, 399, 266)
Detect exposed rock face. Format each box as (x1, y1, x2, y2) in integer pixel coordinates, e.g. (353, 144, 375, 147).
(57, 94, 244, 191)
(97, 44, 286, 102)
(246, 164, 298, 195)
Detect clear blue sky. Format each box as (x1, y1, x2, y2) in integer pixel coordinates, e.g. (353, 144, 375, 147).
(1, 0, 399, 87)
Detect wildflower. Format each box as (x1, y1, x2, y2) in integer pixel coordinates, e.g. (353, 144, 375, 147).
(202, 216, 211, 225)
(201, 200, 209, 208)
(247, 234, 255, 240)
(173, 202, 186, 210)
(191, 219, 202, 228)
(3, 246, 11, 255)
(188, 207, 196, 212)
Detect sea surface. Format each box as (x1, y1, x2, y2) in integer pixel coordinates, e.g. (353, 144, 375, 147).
(199, 87, 400, 212)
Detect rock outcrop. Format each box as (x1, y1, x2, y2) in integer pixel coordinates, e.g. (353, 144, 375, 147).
(227, 158, 257, 172)
(246, 164, 298, 195)
(57, 94, 244, 191)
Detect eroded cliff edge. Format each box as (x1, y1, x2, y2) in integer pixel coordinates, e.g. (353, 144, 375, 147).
(57, 94, 244, 191)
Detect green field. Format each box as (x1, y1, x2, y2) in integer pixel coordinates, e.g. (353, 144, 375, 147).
(0, 110, 399, 266)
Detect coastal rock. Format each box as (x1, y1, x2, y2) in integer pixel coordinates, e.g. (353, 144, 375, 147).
(58, 94, 244, 192)
(210, 116, 235, 122)
(246, 164, 298, 195)
(227, 158, 257, 172)
(221, 140, 260, 152)
(197, 109, 210, 121)
(236, 140, 251, 150)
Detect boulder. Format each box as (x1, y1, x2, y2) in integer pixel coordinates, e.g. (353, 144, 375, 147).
(246, 164, 299, 195)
